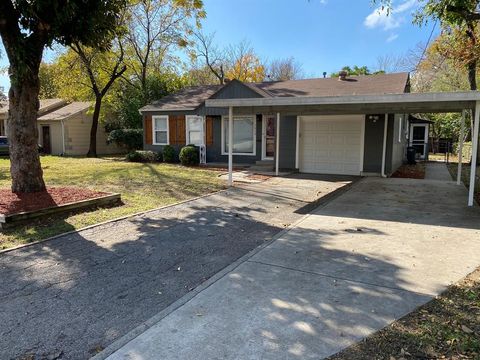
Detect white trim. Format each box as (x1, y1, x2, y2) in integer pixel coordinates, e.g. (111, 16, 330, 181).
(152, 115, 169, 145)
(261, 114, 275, 160)
(221, 114, 257, 156)
(295, 116, 300, 169)
(275, 112, 280, 176)
(185, 115, 205, 146)
(468, 101, 479, 206)
(409, 123, 429, 160)
(360, 117, 365, 173)
(381, 114, 388, 178)
(398, 115, 403, 143)
(457, 110, 465, 186)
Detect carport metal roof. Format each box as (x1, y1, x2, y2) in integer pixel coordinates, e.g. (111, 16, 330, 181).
(205, 91, 480, 114)
(205, 91, 480, 207)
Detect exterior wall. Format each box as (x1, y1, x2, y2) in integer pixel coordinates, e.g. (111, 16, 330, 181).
(210, 80, 263, 100)
(64, 111, 122, 156)
(277, 115, 297, 170)
(389, 114, 408, 174)
(363, 115, 385, 174)
(37, 121, 64, 155)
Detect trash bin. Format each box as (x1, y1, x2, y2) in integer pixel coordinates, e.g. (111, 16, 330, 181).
(407, 146, 416, 165)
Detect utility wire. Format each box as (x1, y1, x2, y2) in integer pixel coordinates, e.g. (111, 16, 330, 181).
(414, 19, 439, 72)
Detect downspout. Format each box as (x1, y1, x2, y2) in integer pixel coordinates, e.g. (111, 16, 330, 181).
(381, 114, 389, 178)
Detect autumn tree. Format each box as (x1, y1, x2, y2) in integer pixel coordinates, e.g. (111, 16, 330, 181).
(225, 41, 265, 82)
(38, 63, 60, 99)
(0, 0, 126, 192)
(124, 0, 205, 94)
(190, 31, 227, 84)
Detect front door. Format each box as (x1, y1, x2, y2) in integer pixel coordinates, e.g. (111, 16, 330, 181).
(410, 124, 428, 160)
(262, 115, 276, 160)
(42, 126, 51, 154)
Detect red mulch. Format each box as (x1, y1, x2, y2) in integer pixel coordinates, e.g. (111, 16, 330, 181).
(0, 187, 109, 216)
(391, 164, 426, 179)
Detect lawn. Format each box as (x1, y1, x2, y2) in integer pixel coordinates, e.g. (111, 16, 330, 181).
(328, 268, 480, 360)
(0, 156, 225, 249)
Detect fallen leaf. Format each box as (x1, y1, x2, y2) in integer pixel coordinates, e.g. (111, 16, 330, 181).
(461, 325, 473, 333)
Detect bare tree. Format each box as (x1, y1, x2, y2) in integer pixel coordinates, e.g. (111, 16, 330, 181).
(191, 31, 227, 84)
(266, 57, 304, 81)
(375, 54, 410, 73)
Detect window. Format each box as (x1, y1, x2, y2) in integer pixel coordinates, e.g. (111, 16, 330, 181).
(153, 115, 169, 145)
(186, 116, 204, 146)
(222, 116, 256, 155)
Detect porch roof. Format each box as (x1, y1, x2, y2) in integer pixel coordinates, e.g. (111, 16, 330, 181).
(205, 91, 480, 114)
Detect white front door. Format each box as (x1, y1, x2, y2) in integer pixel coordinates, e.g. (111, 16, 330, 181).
(262, 114, 276, 160)
(186, 115, 205, 146)
(409, 124, 428, 160)
(298, 115, 364, 175)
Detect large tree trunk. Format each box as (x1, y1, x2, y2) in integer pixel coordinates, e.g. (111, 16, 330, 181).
(87, 96, 102, 157)
(7, 61, 46, 193)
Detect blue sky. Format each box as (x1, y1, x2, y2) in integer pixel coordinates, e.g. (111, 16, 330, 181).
(0, 0, 436, 91)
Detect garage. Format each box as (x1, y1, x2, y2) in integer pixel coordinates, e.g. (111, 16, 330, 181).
(298, 115, 364, 175)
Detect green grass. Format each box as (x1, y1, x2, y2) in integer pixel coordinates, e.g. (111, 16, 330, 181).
(0, 156, 225, 249)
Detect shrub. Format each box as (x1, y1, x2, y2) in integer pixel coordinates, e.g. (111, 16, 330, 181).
(126, 150, 162, 163)
(179, 145, 199, 166)
(107, 129, 143, 151)
(162, 145, 177, 163)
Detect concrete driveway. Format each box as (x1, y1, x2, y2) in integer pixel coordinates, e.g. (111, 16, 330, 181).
(105, 177, 480, 360)
(0, 174, 354, 360)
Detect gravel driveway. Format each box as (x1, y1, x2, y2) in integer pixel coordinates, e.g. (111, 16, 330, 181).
(0, 174, 355, 360)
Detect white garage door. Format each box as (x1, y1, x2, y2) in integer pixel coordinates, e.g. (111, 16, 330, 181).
(299, 115, 364, 175)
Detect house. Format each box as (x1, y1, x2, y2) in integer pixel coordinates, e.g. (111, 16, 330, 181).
(140, 72, 412, 176)
(139, 72, 480, 207)
(0, 99, 121, 156)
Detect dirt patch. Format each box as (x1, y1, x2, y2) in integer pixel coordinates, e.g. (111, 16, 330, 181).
(0, 187, 109, 216)
(328, 268, 480, 360)
(246, 174, 272, 181)
(392, 163, 426, 179)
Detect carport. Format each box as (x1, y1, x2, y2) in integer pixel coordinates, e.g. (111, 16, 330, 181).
(206, 91, 480, 206)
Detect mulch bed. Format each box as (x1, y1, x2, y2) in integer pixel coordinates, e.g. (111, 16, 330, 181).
(0, 187, 109, 216)
(328, 268, 480, 360)
(391, 163, 426, 179)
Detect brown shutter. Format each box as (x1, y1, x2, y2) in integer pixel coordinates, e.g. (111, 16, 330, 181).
(177, 115, 186, 145)
(206, 116, 214, 146)
(145, 115, 153, 145)
(169, 116, 177, 145)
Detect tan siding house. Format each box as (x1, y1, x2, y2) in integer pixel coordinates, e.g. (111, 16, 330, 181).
(1, 99, 122, 156)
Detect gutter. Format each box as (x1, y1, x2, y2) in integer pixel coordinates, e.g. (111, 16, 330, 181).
(61, 119, 66, 155)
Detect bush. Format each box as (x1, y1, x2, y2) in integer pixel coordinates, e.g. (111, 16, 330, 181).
(162, 145, 177, 163)
(126, 150, 162, 163)
(179, 145, 199, 166)
(107, 129, 143, 151)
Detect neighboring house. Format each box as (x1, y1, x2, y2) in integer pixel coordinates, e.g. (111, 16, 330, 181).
(140, 72, 413, 176)
(0, 99, 120, 156)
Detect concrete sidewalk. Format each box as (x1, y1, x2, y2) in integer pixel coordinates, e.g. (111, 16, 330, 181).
(424, 162, 453, 181)
(104, 177, 480, 360)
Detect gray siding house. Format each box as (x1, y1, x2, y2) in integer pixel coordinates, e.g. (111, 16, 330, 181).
(140, 73, 412, 176)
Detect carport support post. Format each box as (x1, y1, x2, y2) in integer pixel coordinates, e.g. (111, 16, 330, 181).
(228, 106, 233, 187)
(457, 110, 465, 185)
(468, 101, 480, 206)
(275, 112, 280, 176)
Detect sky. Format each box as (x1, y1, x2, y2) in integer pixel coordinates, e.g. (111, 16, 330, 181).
(0, 0, 437, 91)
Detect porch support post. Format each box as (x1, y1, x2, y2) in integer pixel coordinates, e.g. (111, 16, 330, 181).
(468, 101, 480, 206)
(228, 106, 233, 187)
(381, 114, 389, 178)
(457, 110, 465, 185)
(275, 112, 280, 176)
